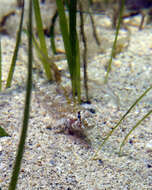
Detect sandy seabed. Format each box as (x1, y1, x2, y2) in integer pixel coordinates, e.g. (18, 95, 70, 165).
(0, 1, 152, 189)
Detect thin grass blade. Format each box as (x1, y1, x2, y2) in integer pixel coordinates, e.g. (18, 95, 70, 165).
(0, 37, 2, 91)
(55, 0, 72, 74)
(8, 0, 33, 189)
(104, 0, 125, 83)
(56, 0, 81, 101)
(119, 109, 152, 155)
(79, 1, 89, 101)
(50, 10, 58, 54)
(0, 126, 10, 137)
(6, 2, 24, 88)
(93, 85, 152, 159)
(69, 0, 81, 101)
(75, 36, 81, 102)
(33, 0, 52, 80)
(69, 0, 76, 96)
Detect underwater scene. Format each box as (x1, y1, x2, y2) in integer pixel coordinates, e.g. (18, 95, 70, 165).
(0, 0, 152, 189)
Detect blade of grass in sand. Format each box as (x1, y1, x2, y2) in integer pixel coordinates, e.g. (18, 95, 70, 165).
(0, 38, 2, 91)
(24, 28, 50, 68)
(31, 31, 57, 80)
(5, 2, 24, 88)
(119, 109, 152, 155)
(0, 126, 10, 137)
(93, 85, 152, 159)
(79, 1, 89, 101)
(8, 1, 33, 189)
(56, 0, 81, 102)
(55, 0, 72, 77)
(104, 0, 125, 83)
(50, 10, 58, 54)
(33, 0, 52, 81)
(88, 0, 100, 46)
(69, 0, 77, 97)
(24, 28, 61, 84)
(75, 34, 81, 102)
(69, 0, 81, 101)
